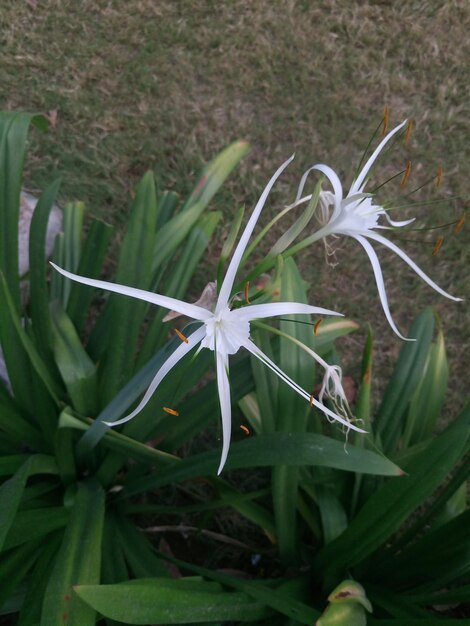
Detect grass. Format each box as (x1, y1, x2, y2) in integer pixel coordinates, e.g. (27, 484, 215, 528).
(0, 0, 468, 410)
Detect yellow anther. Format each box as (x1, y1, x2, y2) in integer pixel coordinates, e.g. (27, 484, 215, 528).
(163, 407, 179, 416)
(381, 106, 390, 137)
(400, 161, 412, 189)
(314, 319, 322, 336)
(240, 424, 250, 435)
(435, 164, 443, 188)
(309, 394, 315, 408)
(454, 213, 465, 234)
(405, 119, 413, 146)
(244, 281, 251, 304)
(174, 328, 189, 344)
(432, 236, 444, 256)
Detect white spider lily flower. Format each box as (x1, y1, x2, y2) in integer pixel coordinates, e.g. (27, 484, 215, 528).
(52, 156, 365, 474)
(293, 120, 462, 340)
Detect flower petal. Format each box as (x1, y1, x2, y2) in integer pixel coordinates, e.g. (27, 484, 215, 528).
(231, 302, 343, 322)
(104, 325, 206, 426)
(243, 338, 366, 433)
(383, 213, 416, 228)
(365, 231, 462, 302)
(215, 155, 295, 313)
(302, 164, 344, 219)
(353, 235, 412, 341)
(50, 263, 212, 320)
(349, 120, 407, 194)
(216, 350, 231, 475)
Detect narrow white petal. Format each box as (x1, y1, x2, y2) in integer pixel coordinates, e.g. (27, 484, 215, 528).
(216, 351, 231, 475)
(365, 231, 462, 302)
(243, 339, 366, 433)
(216, 155, 294, 313)
(50, 263, 212, 321)
(231, 302, 343, 322)
(350, 120, 407, 194)
(353, 235, 412, 341)
(383, 213, 416, 228)
(104, 326, 206, 426)
(306, 164, 344, 219)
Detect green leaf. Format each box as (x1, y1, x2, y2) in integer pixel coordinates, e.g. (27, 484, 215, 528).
(40, 480, 105, 626)
(66, 217, 113, 334)
(375, 308, 434, 452)
(121, 432, 402, 497)
(3, 507, 68, 550)
(75, 578, 271, 624)
(50, 302, 98, 415)
(0, 454, 58, 551)
(315, 402, 470, 583)
(98, 171, 158, 403)
(0, 112, 47, 312)
(217, 205, 245, 286)
(29, 177, 62, 361)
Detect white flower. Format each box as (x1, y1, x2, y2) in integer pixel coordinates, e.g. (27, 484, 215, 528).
(293, 121, 462, 340)
(52, 156, 365, 474)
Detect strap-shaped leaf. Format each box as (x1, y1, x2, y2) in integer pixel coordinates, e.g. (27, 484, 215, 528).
(40, 480, 105, 626)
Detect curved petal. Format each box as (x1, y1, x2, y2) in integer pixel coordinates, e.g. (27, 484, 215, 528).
(383, 213, 416, 228)
(216, 350, 231, 475)
(308, 164, 344, 219)
(353, 235, 413, 341)
(365, 231, 463, 302)
(243, 338, 366, 433)
(104, 326, 206, 426)
(216, 155, 295, 313)
(350, 120, 407, 194)
(50, 263, 212, 321)
(231, 302, 343, 322)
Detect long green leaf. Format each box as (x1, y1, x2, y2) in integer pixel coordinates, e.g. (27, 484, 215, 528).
(75, 578, 271, 624)
(40, 480, 105, 626)
(0, 454, 58, 551)
(315, 402, 470, 583)
(121, 432, 402, 497)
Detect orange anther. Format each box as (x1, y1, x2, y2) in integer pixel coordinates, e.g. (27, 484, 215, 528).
(454, 213, 465, 234)
(405, 119, 413, 146)
(432, 236, 444, 256)
(435, 164, 443, 188)
(174, 328, 189, 343)
(244, 281, 251, 304)
(309, 394, 315, 407)
(163, 407, 179, 416)
(381, 106, 390, 137)
(240, 424, 250, 435)
(400, 161, 412, 189)
(314, 319, 322, 336)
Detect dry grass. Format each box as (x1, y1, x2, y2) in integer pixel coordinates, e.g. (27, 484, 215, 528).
(0, 0, 468, 410)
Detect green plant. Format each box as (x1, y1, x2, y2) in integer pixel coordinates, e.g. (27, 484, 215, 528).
(0, 112, 468, 626)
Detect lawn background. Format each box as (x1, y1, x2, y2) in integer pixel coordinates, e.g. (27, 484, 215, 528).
(1, 0, 468, 410)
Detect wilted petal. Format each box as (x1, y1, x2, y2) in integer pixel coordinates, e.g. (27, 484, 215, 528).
(104, 325, 206, 426)
(216, 350, 231, 475)
(243, 338, 366, 433)
(51, 263, 212, 321)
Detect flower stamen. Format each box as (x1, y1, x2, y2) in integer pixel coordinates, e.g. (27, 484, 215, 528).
(405, 119, 413, 146)
(163, 407, 179, 416)
(432, 236, 444, 256)
(244, 281, 251, 304)
(400, 161, 412, 189)
(174, 328, 189, 343)
(381, 105, 390, 137)
(314, 319, 322, 335)
(240, 424, 250, 435)
(454, 213, 465, 234)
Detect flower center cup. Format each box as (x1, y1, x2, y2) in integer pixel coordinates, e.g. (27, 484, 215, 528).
(201, 306, 251, 355)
